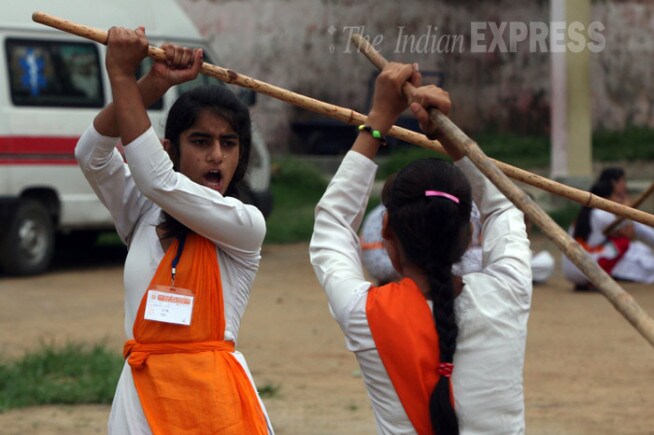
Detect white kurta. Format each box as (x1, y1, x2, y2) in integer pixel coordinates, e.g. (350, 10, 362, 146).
(75, 125, 273, 434)
(310, 151, 532, 435)
(562, 208, 654, 285)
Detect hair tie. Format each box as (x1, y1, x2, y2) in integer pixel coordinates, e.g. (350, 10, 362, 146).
(437, 362, 453, 378)
(425, 190, 459, 204)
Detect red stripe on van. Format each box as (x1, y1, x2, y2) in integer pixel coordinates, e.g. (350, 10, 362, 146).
(0, 136, 78, 154)
(0, 136, 78, 165)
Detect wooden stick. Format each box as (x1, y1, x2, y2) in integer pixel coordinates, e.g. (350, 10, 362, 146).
(350, 33, 654, 348)
(604, 181, 654, 236)
(30, 11, 654, 229)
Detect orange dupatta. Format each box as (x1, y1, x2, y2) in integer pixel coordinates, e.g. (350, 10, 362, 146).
(123, 233, 267, 435)
(366, 278, 450, 435)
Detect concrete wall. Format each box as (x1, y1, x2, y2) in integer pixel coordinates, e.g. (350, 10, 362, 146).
(178, 0, 654, 153)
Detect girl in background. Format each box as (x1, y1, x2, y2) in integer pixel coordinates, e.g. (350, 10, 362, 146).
(563, 168, 654, 287)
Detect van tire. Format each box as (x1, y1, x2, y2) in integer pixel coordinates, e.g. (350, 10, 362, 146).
(0, 200, 55, 276)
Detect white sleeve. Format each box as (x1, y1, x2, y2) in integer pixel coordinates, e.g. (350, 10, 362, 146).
(310, 151, 376, 324)
(590, 208, 615, 232)
(588, 208, 618, 246)
(590, 208, 654, 248)
(634, 221, 654, 248)
(75, 125, 152, 244)
(123, 127, 265, 255)
(456, 157, 532, 307)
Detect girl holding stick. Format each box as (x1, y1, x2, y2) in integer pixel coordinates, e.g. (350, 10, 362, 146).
(310, 63, 532, 434)
(75, 27, 272, 434)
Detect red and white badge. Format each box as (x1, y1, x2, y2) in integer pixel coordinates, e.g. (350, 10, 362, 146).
(144, 285, 195, 326)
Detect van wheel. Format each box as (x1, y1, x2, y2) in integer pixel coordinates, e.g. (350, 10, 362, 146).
(0, 200, 55, 275)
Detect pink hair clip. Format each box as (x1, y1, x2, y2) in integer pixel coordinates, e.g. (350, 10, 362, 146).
(424, 190, 459, 204)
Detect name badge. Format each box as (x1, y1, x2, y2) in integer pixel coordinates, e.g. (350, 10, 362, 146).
(144, 285, 194, 326)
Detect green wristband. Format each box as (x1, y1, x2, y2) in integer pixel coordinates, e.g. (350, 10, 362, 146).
(358, 124, 387, 145)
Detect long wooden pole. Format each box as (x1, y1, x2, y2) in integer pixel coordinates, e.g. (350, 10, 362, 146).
(604, 181, 654, 236)
(31, 11, 654, 230)
(349, 33, 654, 348)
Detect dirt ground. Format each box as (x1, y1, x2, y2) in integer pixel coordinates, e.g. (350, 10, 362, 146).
(0, 235, 653, 435)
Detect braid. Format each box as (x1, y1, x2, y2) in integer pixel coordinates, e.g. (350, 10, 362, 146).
(426, 261, 459, 435)
(382, 157, 471, 435)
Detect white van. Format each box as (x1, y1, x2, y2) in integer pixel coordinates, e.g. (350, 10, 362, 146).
(0, 0, 272, 275)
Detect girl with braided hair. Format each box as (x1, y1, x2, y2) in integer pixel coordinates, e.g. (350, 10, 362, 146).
(310, 62, 532, 434)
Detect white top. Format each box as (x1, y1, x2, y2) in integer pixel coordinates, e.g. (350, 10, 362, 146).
(310, 151, 532, 435)
(562, 208, 654, 284)
(75, 125, 273, 435)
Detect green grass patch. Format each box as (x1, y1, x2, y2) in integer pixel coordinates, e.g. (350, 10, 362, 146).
(0, 342, 123, 412)
(379, 133, 550, 179)
(380, 126, 654, 179)
(265, 158, 328, 244)
(0, 342, 288, 411)
(593, 126, 654, 161)
(257, 383, 280, 398)
(378, 146, 449, 179)
(474, 132, 550, 168)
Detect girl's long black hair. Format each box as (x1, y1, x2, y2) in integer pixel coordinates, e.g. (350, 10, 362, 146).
(572, 167, 624, 242)
(382, 158, 472, 435)
(572, 180, 613, 241)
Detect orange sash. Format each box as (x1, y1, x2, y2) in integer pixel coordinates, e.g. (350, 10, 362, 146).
(366, 278, 447, 435)
(123, 233, 267, 435)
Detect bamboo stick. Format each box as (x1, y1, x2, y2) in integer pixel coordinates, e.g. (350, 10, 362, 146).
(604, 181, 654, 236)
(31, 11, 654, 230)
(349, 33, 654, 348)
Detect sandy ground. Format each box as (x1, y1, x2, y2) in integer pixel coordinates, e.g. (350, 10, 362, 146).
(0, 235, 653, 435)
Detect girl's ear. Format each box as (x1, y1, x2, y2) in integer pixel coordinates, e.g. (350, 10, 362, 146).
(163, 139, 179, 169)
(381, 211, 392, 240)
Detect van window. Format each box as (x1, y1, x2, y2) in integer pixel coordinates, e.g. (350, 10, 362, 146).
(5, 38, 104, 108)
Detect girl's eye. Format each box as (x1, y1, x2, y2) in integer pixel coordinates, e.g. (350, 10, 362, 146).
(191, 139, 209, 146)
(223, 140, 239, 148)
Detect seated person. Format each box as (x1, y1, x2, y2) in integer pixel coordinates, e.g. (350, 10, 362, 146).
(562, 168, 654, 288)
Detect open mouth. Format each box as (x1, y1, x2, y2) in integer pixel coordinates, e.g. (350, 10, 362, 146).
(203, 170, 223, 191)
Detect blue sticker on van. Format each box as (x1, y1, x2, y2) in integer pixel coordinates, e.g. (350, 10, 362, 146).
(19, 49, 46, 96)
